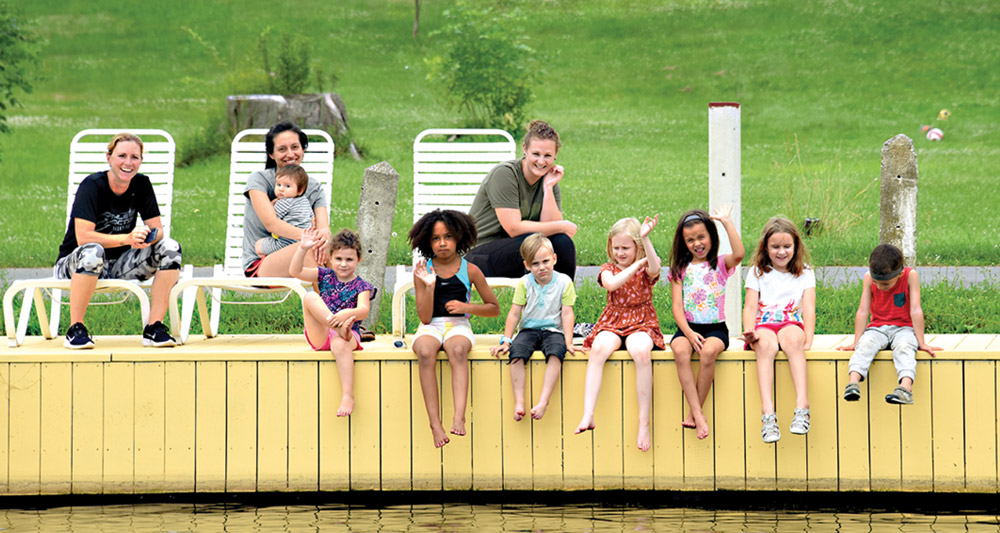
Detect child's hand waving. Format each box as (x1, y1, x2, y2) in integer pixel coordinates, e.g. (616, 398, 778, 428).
(300, 226, 318, 250)
(710, 203, 734, 223)
(414, 259, 436, 286)
(640, 215, 659, 238)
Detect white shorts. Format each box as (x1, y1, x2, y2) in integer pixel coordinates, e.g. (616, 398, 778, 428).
(413, 317, 476, 347)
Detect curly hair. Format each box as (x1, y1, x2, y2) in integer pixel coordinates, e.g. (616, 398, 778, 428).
(605, 217, 646, 263)
(522, 119, 561, 152)
(669, 209, 720, 281)
(750, 217, 810, 277)
(407, 209, 478, 259)
(329, 228, 362, 259)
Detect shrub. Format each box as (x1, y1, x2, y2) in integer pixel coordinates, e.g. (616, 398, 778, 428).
(0, 0, 40, 159)
(426, 1, 540, 136)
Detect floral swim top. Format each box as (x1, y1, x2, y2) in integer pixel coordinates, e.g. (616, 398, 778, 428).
(317, 268, 376, 334)
(670, 255, 735, 324)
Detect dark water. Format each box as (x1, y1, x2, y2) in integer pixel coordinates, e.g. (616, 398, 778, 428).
(1, 504, 998, 532)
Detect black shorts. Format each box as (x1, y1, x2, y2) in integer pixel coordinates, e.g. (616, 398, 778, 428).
(671, 322, 730, 350)
(509, 329, 567, 363)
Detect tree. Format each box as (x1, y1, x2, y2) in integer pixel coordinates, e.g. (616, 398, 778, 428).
(0, 0, 39, 157)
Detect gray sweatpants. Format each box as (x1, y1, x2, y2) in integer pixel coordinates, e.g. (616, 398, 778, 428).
(54, 239, 182, 281)
(848, 324, 918, 383)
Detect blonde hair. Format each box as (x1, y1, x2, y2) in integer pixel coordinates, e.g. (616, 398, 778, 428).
(605, 217, 646, 263)
(106, 133, 143, 158)
(750, 217, 810, 276)
(520, 233, 554, 263)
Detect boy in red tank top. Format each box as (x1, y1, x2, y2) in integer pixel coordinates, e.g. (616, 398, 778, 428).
(836, 244, 941, 404)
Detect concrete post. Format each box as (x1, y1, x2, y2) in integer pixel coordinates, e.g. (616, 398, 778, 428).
(356, 161, 400, 329)
(708, 103, 742, 336)
(879, 134, 918, 266)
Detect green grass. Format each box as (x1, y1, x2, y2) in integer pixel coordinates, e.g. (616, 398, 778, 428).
(0, 0, 998, 270)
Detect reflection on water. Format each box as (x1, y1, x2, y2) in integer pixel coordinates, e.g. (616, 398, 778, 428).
(0, 504, 998, 532)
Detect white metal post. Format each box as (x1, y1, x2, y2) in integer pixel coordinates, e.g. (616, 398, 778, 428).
(708, 103, 742, 337)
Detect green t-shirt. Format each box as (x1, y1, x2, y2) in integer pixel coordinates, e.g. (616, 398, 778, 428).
(468, 159, 562, 245)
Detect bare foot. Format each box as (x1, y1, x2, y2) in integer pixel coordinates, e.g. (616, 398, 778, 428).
(431, 423, 450, 448)
(574, 416, 595, 434)
(637, 424, 652, 452)
(530, 401, 548, 420)
(513, 402, 526, 422)
(694, 412, 709, 440)
(450, 416, 466, 436)
(681, 416, 696, 429)
(337, 396, 354, 417)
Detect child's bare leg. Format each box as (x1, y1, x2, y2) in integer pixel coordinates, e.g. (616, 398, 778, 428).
(696, 338, 724, 405)
(510, 358, 527, 421)
(531, 356, 562, 420)
(899, 376, 914, 391)
(574, 331, 621, 434)
(336, 317, 355, 341)
(671, 337, 704, 432)
(778, 326, 809, 409)
(302, 293, 332, 347)
(753, 328, 780, 415)
(627, 332, 655, 450)
(849, 371, 864, 384)
(413, 336, 449, 447)
(330, 336, 355, 416)
(443, 336, 471, 436)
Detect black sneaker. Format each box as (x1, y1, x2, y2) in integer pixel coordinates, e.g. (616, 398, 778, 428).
(64, 322, 95, 349)
(142, 321, 176, 348)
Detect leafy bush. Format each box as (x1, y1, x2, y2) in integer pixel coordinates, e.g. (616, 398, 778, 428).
(0, 0, 40, 158)
(426, 1, 540, 136)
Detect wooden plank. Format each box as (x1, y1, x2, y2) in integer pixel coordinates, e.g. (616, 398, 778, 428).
(257, 361, 288, 492)
(39, 363, 72, 494)
(0, 364, 7, 493)
(805, 360, 837, 491)
(163, 362, 195, 492)
(380, 360, 412, 490)
(901, 359, 933, 491)
(103, 363, 135, 493)
(531, 358, 563, 490)
(869, 359, 902, 490)
(442, 357, 473, 490)
(225, 362, 257, 492)
(288, 362, 319, 491)
(318, 360, 350, 491)
(470, 358, 502, 490)
(836, 360, 870, 491)
(593, 360, 623, 489)
(744, 359, 775, 490)
(501, 359, 532, 490)
(681, 361, 714, 491)
(964, 361, 997, 491)
(774, 359, 807, 490)
(351, 360, 381, 490)
(195, 361, 226, 492)
(72, 362, 103, 494)
(931, 361, 965, 490)
(652, 360, 684, 490)
(713, 359, 746, 490)
(8, 363, 40, 494)
(562, 358, 593, 490)
(133, 362, 165, 493)
(623, 360, 654, 490)
(409, 358, 441, 490)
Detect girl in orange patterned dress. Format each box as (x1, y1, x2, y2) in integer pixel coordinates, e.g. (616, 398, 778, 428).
(574, 215, 663, 451)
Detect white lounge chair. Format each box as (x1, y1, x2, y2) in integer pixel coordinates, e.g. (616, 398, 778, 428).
(3, 129, 192, 347)
(391, 129, 518, 344)
(167, 128, 334, 344)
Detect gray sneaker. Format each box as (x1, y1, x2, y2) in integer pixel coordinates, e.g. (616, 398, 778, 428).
(761, 413, 780, 443)
(885, 386, 914, 405)
(790, 408, 810, 435)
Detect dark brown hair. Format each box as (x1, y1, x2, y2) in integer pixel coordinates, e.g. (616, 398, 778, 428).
(264, 122, 309, 169)
(275, 164, 309, 196)
(750, 217, 810, 277)
(669, 209, 719, 281)
(869, 243, 904, 276)
(407, 209, 478, 259)
(329, 228, 362, 258)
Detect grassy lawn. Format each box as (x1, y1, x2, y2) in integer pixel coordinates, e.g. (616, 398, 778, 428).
(1, 0, 998, 335)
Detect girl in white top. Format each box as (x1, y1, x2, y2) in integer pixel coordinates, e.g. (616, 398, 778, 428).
(741, 217, 815, 444)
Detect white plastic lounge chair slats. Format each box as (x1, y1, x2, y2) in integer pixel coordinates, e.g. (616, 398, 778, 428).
(392, 128, 519, 341)
(167, 128, 334, 344)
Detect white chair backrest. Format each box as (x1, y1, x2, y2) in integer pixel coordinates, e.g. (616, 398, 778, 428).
(68, 129, 176, 236)
(223, 128, 334, 276)
(412, 129, 516, 223)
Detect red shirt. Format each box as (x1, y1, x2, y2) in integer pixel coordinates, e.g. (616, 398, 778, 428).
(868, 267, 913, 328)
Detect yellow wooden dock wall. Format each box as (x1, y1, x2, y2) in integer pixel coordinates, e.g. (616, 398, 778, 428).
(0, 334, 997, 495)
